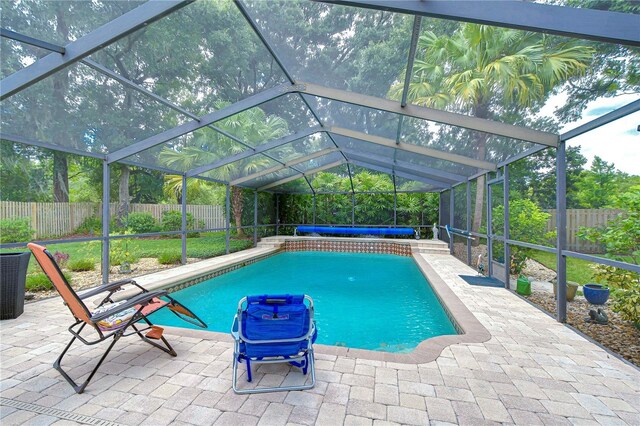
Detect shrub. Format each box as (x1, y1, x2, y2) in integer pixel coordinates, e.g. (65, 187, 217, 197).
(161, 210, 199, 238)
(157, 252, 182, 265)
(0, 217, 34, 243)
(591, 264, 640, 324)
(126, 212, 160, 234)
(26, 272, 71, 292)
(26, 273, 53, 291)
(67, 258, 96, 272)
(109, 239, 138, 266)
(75, 216, 101, 235)
(53, 251, 70, 267)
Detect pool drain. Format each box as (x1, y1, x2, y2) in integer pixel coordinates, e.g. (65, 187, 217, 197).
(0, 397, 121, 425)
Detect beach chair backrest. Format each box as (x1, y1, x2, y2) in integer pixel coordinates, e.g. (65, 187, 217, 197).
(28, 243, 92, 324)
(244, 295, 309, 341)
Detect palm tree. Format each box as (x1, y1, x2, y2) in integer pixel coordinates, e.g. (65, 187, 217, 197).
(390, 23, 594, 232)
(160, 103, 289, 236)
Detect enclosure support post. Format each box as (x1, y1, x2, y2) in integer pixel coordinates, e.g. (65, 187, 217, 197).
(556, 140, 567, 322)
(503, 165, 510, 288)
(101, 161, 110, 284)
(438, 192, 443, 241)
(275, 194, 279, 236)
(486, 173, 493, 277)
(312, 194, 316, 225)
(181, 175, 187, 265)
(393, 175, 397, 226)
(466, 180, 472, 266)
(449, 189, 455, 255)
(254, 191, 258, 247)
(225, 185, 230, 255)
(352, 195, 355, 225)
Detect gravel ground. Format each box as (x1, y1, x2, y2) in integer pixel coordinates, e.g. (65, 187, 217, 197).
(26, 257, 200, 303)
(526, 291, 640, 367)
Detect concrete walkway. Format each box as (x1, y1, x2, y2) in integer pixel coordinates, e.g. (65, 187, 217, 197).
(1, 253, 638, 425)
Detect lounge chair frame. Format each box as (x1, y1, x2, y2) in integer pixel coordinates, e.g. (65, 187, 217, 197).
(231, 295, 316, 394)
(27, 243, 206, 394)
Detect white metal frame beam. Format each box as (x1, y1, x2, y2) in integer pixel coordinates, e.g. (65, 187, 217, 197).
(107, 83, 294, 164)
(0, 0, 191, 100)
(300, 82, 558, 147)
(258, 160, 345, 191)
(341, 149, 462, 184)
(186, 126, 322, 178)
(330, 126, 497, 171)
(230, 148, 338, 186)
(349, 159, 449, 189)
(320, 0, 640, 47)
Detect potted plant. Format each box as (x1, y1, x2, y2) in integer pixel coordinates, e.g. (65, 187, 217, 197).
(583, 283, 610, 305)
(553, 280, 580, 302)
(0, 251, 32, 319)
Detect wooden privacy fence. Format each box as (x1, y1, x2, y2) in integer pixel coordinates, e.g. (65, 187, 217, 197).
(0, 201, 225, 238)
(546, 208, 624, 253)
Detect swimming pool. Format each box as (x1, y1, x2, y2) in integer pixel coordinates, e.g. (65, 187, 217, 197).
(150, 251, 457, 353)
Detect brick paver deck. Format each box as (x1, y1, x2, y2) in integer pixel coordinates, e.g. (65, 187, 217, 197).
(1, 253, 638, 425)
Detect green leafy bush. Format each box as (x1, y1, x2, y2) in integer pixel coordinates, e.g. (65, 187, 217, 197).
(26, 272, 71, 291)
(67, 258, 96, 272)
(161, 210, 199, 238)
(75, 216, 101, 235)
(26, 273, 53, 291)
(109, 238, 139, 266)
(493, 199, 555, 275)
(157, 252, 182, 265)
(581, 186, 640, 324)
(127, 212, 160, 234)
(0, 217, 34, 243)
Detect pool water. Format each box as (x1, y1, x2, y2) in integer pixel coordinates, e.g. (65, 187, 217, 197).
(150, 251, 457, 353)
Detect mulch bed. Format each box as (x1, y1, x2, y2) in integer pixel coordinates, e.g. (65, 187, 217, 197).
(526, 291, 640, 367)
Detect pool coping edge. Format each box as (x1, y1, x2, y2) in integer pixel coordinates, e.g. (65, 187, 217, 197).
(157, 249, 491, 365)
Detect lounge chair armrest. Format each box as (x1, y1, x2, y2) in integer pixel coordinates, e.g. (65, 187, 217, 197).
(78, 280, 132, 300)
(90, 290, 168, 322)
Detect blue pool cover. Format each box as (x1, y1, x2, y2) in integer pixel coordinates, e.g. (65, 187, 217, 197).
(297, 225, 413, 235)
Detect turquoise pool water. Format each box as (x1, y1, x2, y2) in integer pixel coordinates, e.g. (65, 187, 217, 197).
(150, 251, 457, 353)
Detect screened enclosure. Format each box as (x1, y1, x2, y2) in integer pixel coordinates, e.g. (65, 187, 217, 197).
(1, 0, 639, 322)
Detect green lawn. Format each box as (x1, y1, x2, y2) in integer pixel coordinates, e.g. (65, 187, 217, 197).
(4, 232, 254, 275)
(528, 250, 596, 284)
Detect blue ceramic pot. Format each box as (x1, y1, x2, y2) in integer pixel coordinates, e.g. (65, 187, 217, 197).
(583, 284, 610, 305)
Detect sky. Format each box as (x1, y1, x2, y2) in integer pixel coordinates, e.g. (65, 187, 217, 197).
(544, 93, 639, 175)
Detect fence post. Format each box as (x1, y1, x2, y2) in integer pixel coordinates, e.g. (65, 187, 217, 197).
(226, 185, 230, 255)
(504, 165, 510, 289)
(556, 140, 567, 322)
(181, 174, 187, 265)
(30, 202, 37, 239)
(101, 162, 110, 284)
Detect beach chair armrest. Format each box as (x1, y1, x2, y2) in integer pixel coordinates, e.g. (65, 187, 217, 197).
(78, 279, 139, 300)
(90, 290, 167, 322)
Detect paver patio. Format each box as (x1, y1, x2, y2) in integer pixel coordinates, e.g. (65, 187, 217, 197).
(1, 253, 639, 425)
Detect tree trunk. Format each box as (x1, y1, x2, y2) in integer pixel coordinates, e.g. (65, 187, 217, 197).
(116, 165, 130, 228)
(53, 152, 69, 202)
(471, 102, 489, 234)
(232, 186, 244, 237)
(51, 5, 70, 202)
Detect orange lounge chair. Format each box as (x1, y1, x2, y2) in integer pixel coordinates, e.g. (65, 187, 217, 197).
(28, 243, 206, 394)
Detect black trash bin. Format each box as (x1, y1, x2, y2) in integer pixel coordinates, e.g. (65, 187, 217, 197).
(0, 251, 32, 320)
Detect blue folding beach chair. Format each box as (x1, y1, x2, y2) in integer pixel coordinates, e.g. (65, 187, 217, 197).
(231, 294, 317, 394)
